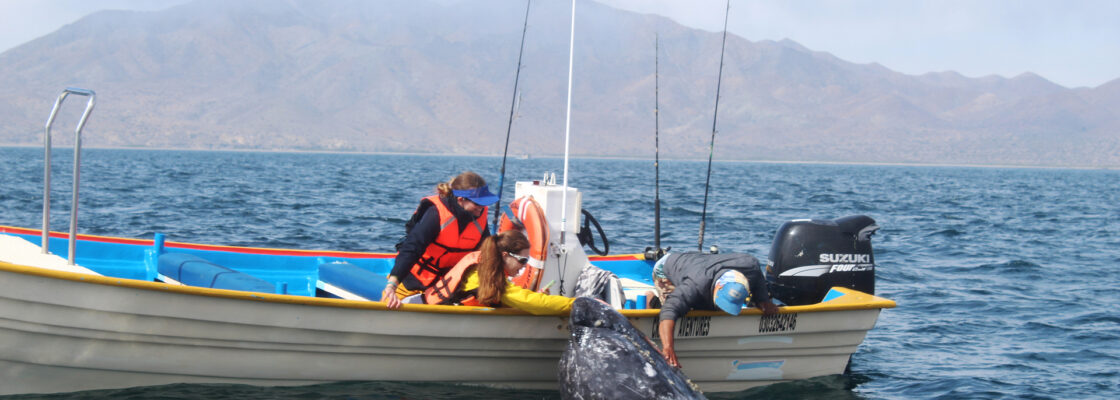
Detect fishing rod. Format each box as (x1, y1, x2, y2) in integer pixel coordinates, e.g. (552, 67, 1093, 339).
(493, 0, 532, 232)
(647, 33, 667, 261)
(654, 33, 662, 253)
(698, 0, 731, 252)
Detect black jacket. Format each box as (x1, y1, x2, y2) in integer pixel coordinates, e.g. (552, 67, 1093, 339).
(658, 252, 772, 321)
(390, 196, 490, 290)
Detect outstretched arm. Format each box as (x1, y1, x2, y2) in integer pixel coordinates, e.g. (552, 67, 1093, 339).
(658, 319, 680, 368)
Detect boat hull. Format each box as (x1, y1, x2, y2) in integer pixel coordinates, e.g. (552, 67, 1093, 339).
(0, 228, 893, 395)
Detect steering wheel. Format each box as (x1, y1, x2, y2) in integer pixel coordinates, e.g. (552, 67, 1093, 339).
(577, 209, 610, 256)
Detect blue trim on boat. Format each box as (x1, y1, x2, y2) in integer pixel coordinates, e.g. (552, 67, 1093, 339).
(821, 288, 846, 302)
(732, 360, 785, 370)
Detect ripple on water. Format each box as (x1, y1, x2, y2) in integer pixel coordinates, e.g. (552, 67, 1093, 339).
(926, 228, 964, 237)
(1007, 349, 1115, 364)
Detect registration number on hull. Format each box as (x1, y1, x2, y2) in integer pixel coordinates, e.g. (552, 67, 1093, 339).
(758, 313, 797, 333)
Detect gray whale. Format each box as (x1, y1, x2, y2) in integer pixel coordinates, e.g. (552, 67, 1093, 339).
(558, 297, 706, 399)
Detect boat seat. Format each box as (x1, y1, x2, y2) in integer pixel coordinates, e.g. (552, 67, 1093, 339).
(157, 253, 276, 294)
(316, 261, 387, 301)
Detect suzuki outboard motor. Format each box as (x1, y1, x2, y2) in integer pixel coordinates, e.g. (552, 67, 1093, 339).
(765, 215, 879, 305)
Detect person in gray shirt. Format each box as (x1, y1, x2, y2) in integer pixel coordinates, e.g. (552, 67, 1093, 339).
(652, 252, 779, 368)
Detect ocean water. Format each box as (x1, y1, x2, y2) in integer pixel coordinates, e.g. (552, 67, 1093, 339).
(1, 147, 1118, 399)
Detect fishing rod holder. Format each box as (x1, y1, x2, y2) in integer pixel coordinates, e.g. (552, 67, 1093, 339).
(41, 87, 96, 265)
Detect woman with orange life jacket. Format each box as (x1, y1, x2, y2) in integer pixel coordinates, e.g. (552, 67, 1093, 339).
(423, 230, 574, 314)
(382, 171, 498, 309)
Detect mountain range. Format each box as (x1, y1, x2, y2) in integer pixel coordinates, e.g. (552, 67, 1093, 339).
(0, 0, 1117, 167)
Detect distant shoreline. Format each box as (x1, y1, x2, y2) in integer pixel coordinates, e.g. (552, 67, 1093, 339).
(2, 144, 1116, 171)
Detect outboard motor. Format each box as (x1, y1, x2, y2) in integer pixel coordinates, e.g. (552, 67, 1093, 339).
(765, 215, 879, 305)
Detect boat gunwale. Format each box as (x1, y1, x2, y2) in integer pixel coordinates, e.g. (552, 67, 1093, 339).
(1, 225, 896, 316)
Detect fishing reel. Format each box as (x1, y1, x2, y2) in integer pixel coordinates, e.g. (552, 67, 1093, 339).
(643, 246, 670, 262)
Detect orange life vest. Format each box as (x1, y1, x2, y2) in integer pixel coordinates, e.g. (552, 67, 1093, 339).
(424, 251, 484, 306)
(407, 195, 488, 288)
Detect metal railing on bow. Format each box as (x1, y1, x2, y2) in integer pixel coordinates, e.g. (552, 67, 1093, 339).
(41, 87, 96, 265)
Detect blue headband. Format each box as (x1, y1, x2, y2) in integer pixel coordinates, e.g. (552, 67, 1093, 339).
(453, 185, 489, 198)
(452, 184, 499, 206)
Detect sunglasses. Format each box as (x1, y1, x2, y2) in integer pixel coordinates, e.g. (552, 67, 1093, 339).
(506, 252, 529, 265)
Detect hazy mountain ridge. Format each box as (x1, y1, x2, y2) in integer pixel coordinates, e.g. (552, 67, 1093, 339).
(0, 0, 1116, 167)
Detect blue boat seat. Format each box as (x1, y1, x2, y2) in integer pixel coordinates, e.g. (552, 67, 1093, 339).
(158, 253, 276, 294)
(317, 261, 387, 301)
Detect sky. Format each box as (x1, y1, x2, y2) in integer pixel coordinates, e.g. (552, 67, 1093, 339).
(1, 0, 1117, 89)
(599, 0, 1120, 89)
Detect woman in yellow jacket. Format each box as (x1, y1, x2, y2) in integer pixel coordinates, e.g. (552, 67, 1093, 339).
(423, 230, 573, 315)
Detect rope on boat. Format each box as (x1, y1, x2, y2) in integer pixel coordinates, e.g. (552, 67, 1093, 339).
(492, 0, 532, 232)
(698, 0, 731, 252)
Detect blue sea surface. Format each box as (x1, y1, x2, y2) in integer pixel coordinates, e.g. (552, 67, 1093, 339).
(1, 147, 1118, 399)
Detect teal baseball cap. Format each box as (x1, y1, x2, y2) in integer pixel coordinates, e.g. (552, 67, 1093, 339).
(712, 270, 750, 315)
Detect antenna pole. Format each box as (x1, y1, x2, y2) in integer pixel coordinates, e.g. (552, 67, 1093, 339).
(559, 0, 576, 247)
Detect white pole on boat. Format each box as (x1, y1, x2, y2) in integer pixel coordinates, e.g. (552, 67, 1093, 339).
(559, 0, 576, 248)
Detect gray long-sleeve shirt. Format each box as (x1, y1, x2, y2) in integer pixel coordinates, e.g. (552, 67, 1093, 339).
(658, 252, 772, 321)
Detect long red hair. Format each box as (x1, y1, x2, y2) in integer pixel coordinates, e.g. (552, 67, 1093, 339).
(475, 231, 529, 306)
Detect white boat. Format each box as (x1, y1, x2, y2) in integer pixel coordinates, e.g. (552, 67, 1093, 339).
(0, 228, 891, 395)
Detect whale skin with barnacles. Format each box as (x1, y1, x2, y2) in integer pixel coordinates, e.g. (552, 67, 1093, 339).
(558, 297, 705, 400)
